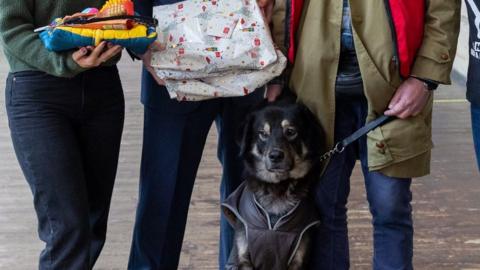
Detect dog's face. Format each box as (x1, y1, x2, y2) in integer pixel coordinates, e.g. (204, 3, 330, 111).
(238, 102, 324, 183)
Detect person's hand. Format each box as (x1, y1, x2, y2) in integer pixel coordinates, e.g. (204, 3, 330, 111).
(266, 84, 282, 102)
(258, 0, 275, 23)
(72, 41, 122, 69)
(140, 41, 166, 86)
(384, 77, 432, 119)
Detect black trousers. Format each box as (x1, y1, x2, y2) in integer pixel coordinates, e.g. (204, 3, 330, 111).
(128, 88, 265, 270)
(5, 66, 125, 270)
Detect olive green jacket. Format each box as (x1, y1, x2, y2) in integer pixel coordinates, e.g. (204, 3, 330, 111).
(272, 0, 461, 178)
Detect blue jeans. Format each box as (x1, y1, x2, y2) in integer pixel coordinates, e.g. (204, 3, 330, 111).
(127, 89, 264, 270)
(310, 95, 413, 270)
(5, 67, 125, 270)
(472, 104, 480, 170)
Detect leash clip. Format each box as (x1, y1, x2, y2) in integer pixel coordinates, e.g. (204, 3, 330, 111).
(334, 142, 346, 154)
(319, 142, 345, 162)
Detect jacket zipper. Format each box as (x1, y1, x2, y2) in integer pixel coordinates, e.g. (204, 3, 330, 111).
(383, 0, 401, 77)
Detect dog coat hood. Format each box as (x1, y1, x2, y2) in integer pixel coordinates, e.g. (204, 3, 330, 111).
(222, 182, 320, 270)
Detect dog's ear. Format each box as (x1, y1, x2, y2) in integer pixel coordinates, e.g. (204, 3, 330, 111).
(267, 87, 297, 107)
(236, 113, 254, 157)
(236, 98, 270, 157)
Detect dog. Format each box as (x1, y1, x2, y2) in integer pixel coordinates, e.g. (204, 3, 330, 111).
(222, 100, 325, 270)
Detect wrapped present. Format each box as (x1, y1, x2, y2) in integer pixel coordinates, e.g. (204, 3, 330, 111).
(164, 51, 287, 101)
(151, 0, 286, 101)
(37, 0, 158, 55)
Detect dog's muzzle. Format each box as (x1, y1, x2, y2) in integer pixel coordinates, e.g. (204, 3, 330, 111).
(266, 148, 293, 173)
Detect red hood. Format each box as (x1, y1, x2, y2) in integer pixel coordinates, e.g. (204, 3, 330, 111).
(288, 0, 424, 78)
(288, 0, 304, 64)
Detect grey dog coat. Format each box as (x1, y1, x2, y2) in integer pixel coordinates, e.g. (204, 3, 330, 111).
(222, 182, 320, 270)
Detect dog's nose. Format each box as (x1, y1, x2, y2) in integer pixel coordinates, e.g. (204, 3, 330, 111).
(268, 149, 285, 163)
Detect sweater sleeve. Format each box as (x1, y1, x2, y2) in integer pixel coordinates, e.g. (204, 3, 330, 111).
(410, 0, 461, 85)
(0, 0, 86, 78)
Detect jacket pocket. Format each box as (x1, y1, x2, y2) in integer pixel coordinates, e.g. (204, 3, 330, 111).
(417, 43, 452, 64)
(367, 109, 433, 170)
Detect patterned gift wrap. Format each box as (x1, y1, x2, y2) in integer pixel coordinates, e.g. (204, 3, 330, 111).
(151, 0, 286, 101)
(164, 48, 287, 101)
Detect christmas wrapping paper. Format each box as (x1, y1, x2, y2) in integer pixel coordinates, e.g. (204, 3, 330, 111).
(151, 0, 286, 101)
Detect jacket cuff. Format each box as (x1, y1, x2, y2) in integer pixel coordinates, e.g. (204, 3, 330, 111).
(410, 48, 454, 85)
(64, 54, 88, 78)
(410, 76, 439, 90)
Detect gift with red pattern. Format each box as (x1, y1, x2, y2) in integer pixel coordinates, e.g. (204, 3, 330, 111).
(150, 0, 286, 101)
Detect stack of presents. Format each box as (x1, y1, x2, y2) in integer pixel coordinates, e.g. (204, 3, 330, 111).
(39, 0, 285, 100)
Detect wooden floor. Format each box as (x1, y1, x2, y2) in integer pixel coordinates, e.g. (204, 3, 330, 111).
(0, 56, 479, 269)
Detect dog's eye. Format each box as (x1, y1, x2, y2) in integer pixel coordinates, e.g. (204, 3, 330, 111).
(285, 128, 297, 138)
(258, 130, 269, 140)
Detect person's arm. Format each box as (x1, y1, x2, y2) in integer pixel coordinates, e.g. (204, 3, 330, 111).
(385, 0, 461, 119)
(140, 41, 166, 86)
(0, 0, 86, 77)
(410, 0, 462, 84)
(133, 0, 166, 85)
(258, 0, 275, 25)
(266, 0, 287, 101)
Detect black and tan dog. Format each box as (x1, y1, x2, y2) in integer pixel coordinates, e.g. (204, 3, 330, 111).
(222, 100, 325, 270)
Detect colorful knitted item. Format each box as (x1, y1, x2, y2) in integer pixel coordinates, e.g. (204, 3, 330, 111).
(38, 0, 157, 54)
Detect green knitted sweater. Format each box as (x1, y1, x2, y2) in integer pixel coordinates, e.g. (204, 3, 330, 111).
(0, 0, 119, 78)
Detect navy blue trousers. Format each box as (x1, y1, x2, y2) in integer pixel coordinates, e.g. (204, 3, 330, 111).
(310, 95, 414, 270)
(128, 90, 264, 270)
(472, 104, 480, 170)
(5, 67, 125, 270)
